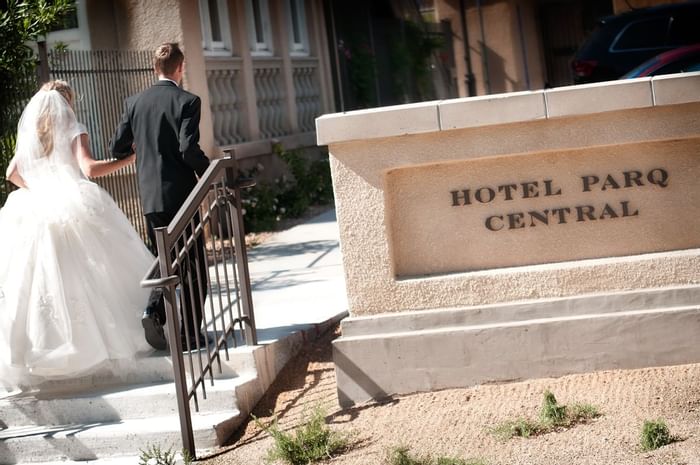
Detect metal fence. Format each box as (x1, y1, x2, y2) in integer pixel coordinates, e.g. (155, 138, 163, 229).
(44, 49, 154, 244)
(1, 71, 37, 206)
(141, 155, 256, 457)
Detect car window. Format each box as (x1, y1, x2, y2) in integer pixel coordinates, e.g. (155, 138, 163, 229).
(611, 16, 670, 51)
(668, 13, 700, 46)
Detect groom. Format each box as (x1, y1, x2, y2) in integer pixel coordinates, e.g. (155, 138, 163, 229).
(110, 42, 210, 350)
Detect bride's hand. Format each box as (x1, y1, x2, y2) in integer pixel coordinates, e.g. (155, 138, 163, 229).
(125, 153, 136, 164)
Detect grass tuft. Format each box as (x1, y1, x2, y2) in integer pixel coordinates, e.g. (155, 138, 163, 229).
(640, 419, 673, 451)
(256, 406, 349, 465)
(386, 446, 486, 465)
(490, 391, 601, 440)
(489, 418, 542, 440)
(540, 390, 567, 425)
(388, 446, 426, 465)
(568, 403, 601, 423)
(138, 444, 176, 465)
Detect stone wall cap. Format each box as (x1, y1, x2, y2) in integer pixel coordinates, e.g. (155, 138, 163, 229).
(315, 72, 700, 146)
(315, 100, 440, 146)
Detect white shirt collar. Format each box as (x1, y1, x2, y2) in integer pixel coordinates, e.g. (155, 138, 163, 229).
(159, 77, 180, 87)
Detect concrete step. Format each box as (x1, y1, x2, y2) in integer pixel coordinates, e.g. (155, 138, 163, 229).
(0, 374, 255, 428)
(0, 410, 239, 463)
(0, 344, 259, 398)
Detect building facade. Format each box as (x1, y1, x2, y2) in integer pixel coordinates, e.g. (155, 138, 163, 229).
(45, 0, 335, 162)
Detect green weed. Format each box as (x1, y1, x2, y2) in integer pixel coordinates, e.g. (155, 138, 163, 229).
(256, 406, 348, 465)
(640, 419, 673, 451)
(490, 391, 601, 440)
(138, 444, 176, 465)
(386, 446, 486, 465)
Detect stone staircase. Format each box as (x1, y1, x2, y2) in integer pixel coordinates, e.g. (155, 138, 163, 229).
(0, 344, 262, 463)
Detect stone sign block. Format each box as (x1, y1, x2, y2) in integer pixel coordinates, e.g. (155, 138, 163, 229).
(316, 73, 700, 407)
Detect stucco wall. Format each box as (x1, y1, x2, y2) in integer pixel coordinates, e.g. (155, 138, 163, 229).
(316, 74, 700, 316)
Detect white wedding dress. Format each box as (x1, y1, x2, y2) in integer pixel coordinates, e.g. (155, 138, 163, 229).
(0, 89, 153, 390)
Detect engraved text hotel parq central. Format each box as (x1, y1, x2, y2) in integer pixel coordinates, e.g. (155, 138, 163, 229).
(450, 168, 670, 232)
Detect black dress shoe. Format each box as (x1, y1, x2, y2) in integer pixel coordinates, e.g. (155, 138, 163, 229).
(142, 312, 167, 351)
(180, 332, 210, 352)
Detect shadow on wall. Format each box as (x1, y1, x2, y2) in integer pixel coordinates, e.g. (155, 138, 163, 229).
(481, 44, 516, 94)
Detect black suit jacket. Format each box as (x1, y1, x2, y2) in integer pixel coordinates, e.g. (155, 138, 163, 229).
(110, 80, 210, 216)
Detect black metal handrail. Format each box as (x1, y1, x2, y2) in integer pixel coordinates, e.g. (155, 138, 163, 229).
(140, 153, 256, 457)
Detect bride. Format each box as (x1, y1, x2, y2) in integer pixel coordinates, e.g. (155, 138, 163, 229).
(0, 80, 154, 390)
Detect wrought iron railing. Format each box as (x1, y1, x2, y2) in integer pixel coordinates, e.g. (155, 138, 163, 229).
(141, 154, 256, 457)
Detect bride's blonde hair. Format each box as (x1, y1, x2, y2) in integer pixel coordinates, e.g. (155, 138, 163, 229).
(37, 80, 75, 156)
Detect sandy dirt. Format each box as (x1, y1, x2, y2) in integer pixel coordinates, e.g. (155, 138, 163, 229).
(200, 326, 700, 465)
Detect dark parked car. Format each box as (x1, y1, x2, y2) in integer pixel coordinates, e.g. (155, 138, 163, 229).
(622, 44, 700, 77)
(572, 2, 700, 83)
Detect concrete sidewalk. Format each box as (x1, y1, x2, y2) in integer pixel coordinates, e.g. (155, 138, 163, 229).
(247, 208, 349, 342)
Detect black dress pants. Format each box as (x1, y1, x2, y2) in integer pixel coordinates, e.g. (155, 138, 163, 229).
(145, 211, 207, 337)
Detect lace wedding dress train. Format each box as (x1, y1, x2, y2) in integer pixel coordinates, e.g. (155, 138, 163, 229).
(0, 89, 153, 390)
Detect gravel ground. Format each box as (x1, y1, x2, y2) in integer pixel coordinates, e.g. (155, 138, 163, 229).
(200, 326, 700, 465)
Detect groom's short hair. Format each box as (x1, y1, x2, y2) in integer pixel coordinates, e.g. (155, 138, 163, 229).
(154, 42, 184, 76)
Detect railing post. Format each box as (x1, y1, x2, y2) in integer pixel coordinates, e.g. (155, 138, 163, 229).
(224, 154, 258, 346)
(154, 227, 196, 457)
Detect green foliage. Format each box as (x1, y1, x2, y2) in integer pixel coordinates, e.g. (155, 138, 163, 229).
(489, 418, 542, 440)
(388, 446, 426, 465)
(386, 446, 485, 465)
(390, 21, 443, 103)
(338, 36, 377, 108)
(568, 403, 600, 423)
(437, 459, 486, 465)
(0, 0, 75, 206)
(540, 390, 567, 426)
(490, 391, 601, 440)
(0, 0, 75, 126)
(138, 443, 176, 465)
(241, 146, 334, 233)
(256, 406, 348, 465)
(241, 182, 282, 232)
(181, 447, 194, 465)
(640, 419, 672, 451)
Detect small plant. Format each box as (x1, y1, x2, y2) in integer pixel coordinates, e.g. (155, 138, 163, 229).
(489, 418, 542, 440)
(138, 444, 176, 465)
(388, 446, 425, 465)
(490, 391, 601, 440)
(239, 146, 334, 233)
(437, 457, 486, 465)
(256, 406, 348, 465)
(540, 390, 567, 426)
(181, 448, 194, 465)
(386, 446, 485, 465)
(568, 403, 600, 423)
(640, 419, 672, 451)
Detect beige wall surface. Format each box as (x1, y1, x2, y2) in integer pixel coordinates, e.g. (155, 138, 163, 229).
(98, 0, 215, 156)
(386, 138, 700, 277)
(435, 0, 546, 96)
(111, 0, 184, 50)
